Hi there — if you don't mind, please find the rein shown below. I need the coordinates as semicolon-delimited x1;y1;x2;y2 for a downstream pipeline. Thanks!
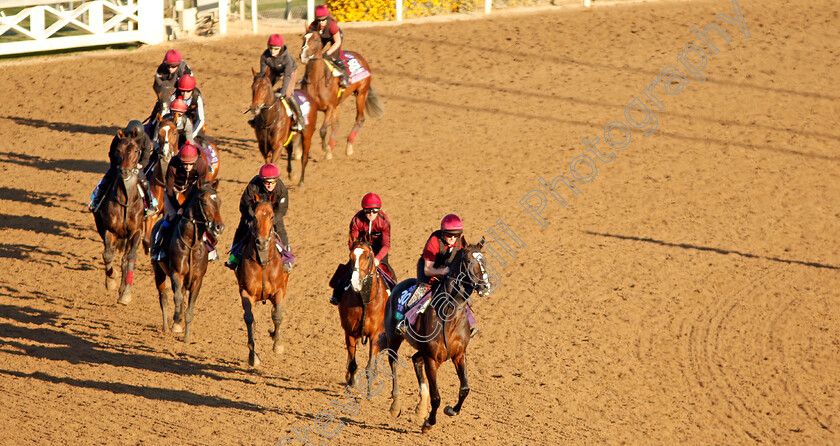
248;223;277;303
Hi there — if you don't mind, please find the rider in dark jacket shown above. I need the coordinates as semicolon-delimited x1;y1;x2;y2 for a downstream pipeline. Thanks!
253;33;306;131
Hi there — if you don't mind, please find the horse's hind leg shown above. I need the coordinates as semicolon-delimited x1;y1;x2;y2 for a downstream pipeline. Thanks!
118;234;141;306
444;353;469;417
344;333;358;386
320;112;332;160
242;294;260;367
388;337;404;418
269;299;284;355
170;273;186;333
412;351;430;422
103;232;118;292
421;357;441;433
345;91;367;156
154;263;172;332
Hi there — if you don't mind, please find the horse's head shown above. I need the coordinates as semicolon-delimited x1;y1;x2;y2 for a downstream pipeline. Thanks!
349;233;375;293
250;199;275;265
449;237;493;298
300;32;322;64
114;129;141;181
158;85;175;116
193;181;224;239
156;116;178;163
249;68;275;115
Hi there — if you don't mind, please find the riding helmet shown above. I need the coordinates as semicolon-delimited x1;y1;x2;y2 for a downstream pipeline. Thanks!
170;97;188;113
125;120;144;135
440;214;463;234
314;5;329;19
164;49;182;66
259;163;281;181
267;34;284;48
179;143;199;163
361;193;381;209
177;74;196;91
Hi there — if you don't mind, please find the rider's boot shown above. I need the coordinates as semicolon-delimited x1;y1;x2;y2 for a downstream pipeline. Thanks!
333;58;351;88
139;177;158;217
288;98;306;132
88;179;104;212
282;243;294;273
225;253;239;271
151;220;172;261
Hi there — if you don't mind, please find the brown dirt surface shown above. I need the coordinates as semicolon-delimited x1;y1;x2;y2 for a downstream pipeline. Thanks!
1;0;839;444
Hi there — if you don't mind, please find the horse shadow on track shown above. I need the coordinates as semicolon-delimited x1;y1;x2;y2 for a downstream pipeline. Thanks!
0;115;116;136
0;213;86;240
0;151;108;175
585;231;840;270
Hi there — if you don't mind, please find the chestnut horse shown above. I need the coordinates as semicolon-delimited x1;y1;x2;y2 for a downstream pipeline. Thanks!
93;133;145;305
383;238;492;432
151;182;224;343
339;234;391;386
143;114;221;253
235;199;291;367
300;31;383;160
247;69;317;186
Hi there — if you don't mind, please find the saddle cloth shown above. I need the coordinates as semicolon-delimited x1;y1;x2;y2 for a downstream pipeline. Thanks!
345;53;371;84
290;91;312;125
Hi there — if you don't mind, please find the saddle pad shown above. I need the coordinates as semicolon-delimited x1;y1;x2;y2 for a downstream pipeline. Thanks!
378;266;396;289
345;53;371;84
291;91;311;125
275;237;295;264
199;142;219;164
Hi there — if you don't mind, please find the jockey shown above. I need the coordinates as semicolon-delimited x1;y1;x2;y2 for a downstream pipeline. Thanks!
329;193;396;305
153;49;192;97
396;214;478;337
224;163;293;273
257;33;306;131
308;5;350;88
162;97;196;149
151;143;212;261
88;120;157;216
168;75;205;143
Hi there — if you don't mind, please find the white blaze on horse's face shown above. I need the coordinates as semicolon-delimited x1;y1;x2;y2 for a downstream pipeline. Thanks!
351;247;365;292
470;252;491;297
300;33;313;63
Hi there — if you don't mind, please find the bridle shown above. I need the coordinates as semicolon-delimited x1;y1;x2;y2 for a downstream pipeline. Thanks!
350;241;379;305
300;33;330;87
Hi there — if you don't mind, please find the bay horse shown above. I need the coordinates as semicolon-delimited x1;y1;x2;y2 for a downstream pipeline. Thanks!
235;199;291;367
247;69;318;186
339;233;391;387
93;133;145;305
143;114;221;253
383;238;491;432
151;182;224;343
300;31;384;160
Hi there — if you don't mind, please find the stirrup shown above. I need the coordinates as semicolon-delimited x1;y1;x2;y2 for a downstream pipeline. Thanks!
224;261;237;271
396;319;408;336
283;262;293;273
470;326;480;339
145;206;158;217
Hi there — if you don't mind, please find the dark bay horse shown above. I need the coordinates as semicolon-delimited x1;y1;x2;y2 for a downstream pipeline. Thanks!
143;114;221;253
235;199;291;367
151;182;224;343
248;69;317;186
383;238;491;432
93;133;145;305
300;31;383;160
339;234;391;386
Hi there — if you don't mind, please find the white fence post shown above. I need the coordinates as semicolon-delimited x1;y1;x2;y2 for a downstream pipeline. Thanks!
139;0;165;45
396;0;403;21
584;0;591;6
307;0;314;24
251;0;257;33
218;0;227;34
484;0;491;14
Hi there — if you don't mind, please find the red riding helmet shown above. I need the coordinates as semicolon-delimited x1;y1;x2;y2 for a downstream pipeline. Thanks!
267;34;284;48
314;5;329;19
440;214;463;234
177;74;195;91
259;163;281;181
164;49;182;66
179;143;199;163
361;193;381;209
170;97;187;113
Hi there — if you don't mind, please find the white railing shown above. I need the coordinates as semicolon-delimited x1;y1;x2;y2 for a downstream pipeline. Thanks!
0;0;164;56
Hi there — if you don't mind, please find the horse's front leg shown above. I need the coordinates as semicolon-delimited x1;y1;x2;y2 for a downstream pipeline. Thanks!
118;232;142;305
320;110;332;160
444;353;469;417
413;351;430;422
241;293;260;367
103;231;118;292
388;336;404;418
344;332;358;386
170;272;186;333
182;274;203;344
154;262;172;332
269;298;284;355
421;357;441;433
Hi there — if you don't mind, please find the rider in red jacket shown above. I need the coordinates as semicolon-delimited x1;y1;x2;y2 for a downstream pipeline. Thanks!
307;5;350;88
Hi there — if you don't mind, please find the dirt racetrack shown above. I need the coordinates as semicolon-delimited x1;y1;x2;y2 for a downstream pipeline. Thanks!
1;0;839;444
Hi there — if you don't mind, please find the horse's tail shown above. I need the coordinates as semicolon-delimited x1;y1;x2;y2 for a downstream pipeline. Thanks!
365;87;384;119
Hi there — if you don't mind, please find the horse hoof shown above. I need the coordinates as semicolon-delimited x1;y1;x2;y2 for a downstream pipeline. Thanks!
273;344;284;355
389;400;401;418
421;420;433;433
324;151;333;160
105;276;117;292
444;406;458;417
172;323;184;333
249;353;261;368
117;292;132;306
345;144;353;156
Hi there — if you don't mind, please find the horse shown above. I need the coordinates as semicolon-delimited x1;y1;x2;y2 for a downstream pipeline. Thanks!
300;31;384;160
151;182;224;343
382;238;491;432
143;113;221;253
339;233;392;387
247;69;318;187
93;133;145;305
235;199;291;367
